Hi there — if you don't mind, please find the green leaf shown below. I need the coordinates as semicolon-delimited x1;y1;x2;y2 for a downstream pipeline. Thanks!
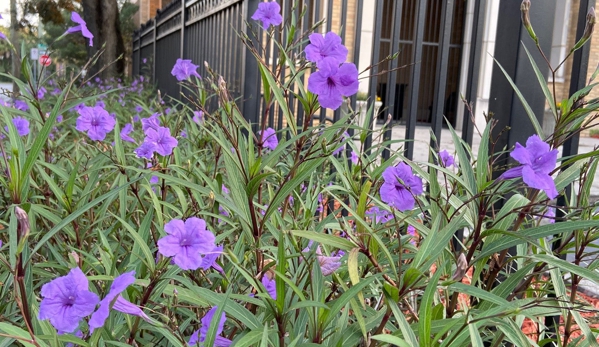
290;229;355;251
419;268;443;347
521;43;556;119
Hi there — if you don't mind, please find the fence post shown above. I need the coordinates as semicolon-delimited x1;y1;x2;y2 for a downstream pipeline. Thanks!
242;0;262;130
180;0;186;99
152;18;157;83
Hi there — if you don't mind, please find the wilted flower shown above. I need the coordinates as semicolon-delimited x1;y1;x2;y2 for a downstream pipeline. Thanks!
171;59;201;81
308;58;359;110
89;271;150;332
144;127;178;156
258;127;278;151
380;163;424;211
66;12;94;46
303;242;342;275
157;218;216;270
499;135;558;199
76;106;115;141
188;306;232;347
366;206;392;224
305;32;348;65
38;267;99;333
251;1;283;30
200;245;224;273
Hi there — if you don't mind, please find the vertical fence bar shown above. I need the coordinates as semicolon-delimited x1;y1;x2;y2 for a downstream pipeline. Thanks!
152;18;157;82
549;0;595;334
461;0;486;146
430;0;454;148
404;0;427;160
179;0;186;98
364;0;384;153
242;0;262;130
381;0;403;160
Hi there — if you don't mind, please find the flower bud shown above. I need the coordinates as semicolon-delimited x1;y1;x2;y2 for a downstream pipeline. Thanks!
15;206;30;239
572;7;596;52
521;0;538;44
452;253;468;281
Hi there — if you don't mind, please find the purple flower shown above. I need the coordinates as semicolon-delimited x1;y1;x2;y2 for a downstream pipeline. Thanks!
135;105;143;113
308;58;359;110
66;12;94;46
75;106;115;141
89;271;149;332
5;117;30;136
332;132;350;155
120;123;135;143
134;142;157;159
189;306;232;347
366;206;392;224
38;267;99;333
193;110;203;124
171;58;201;81
262;276;277;299
380;163;423;211
350;151;359;165
407;225;417;245
305;32;348;65
157;218;216;270
14;100;28;111
56;115;63;123
200;245;224;273
258;127;278;150
540;207;556;225
141;113;161;132
0;32;5;40
439;150;455;167
96;101;106;108
181;130;187;138
221;184;229;195
37;86;47;100
143;58;147;64
302;243;342;275
144;127;178;156
499;135;559;199
251;1;283;30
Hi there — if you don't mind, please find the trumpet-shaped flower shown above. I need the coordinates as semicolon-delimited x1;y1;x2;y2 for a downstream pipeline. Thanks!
67;12;94;46
380;163;423;211
499;135;558;199
171;59;201;81
5;117;30;136
308;58;359;110
439;150;455;167
144;126;178;156
134;141;156;159
120;123;135;143
76;106;115;141
258;127;278;151
188;306;232;347
305;32;348;64
251;1;283;30
157;218;216;270
38;267;99;333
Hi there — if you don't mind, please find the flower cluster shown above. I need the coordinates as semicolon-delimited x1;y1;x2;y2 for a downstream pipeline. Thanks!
306;32;359;110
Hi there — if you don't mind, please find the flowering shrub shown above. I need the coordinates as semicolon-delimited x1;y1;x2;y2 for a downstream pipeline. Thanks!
1;3;599;347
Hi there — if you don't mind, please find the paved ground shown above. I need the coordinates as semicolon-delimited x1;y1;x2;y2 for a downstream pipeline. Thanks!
0;82;12;101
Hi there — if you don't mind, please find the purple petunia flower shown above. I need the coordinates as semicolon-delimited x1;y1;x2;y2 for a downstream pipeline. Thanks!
350;151;359;165
141;113;161;132
251;1;283;30
439;150;455;167
189;306;232;347
157;218;216;270
38;267;99;333
144;127;178;156
308;58;359;110
171;59;201;81
193;110;203;124
75;106;115;141
366;206;393;224
380;163;424;211
258;127;278;151
89;271;150;332
499;135;559;199
200;245;224;273
5;117;30;136
262;276;277;300
66;12;94;46
305;32;348;65
120;123;135;143
134;141;156;159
